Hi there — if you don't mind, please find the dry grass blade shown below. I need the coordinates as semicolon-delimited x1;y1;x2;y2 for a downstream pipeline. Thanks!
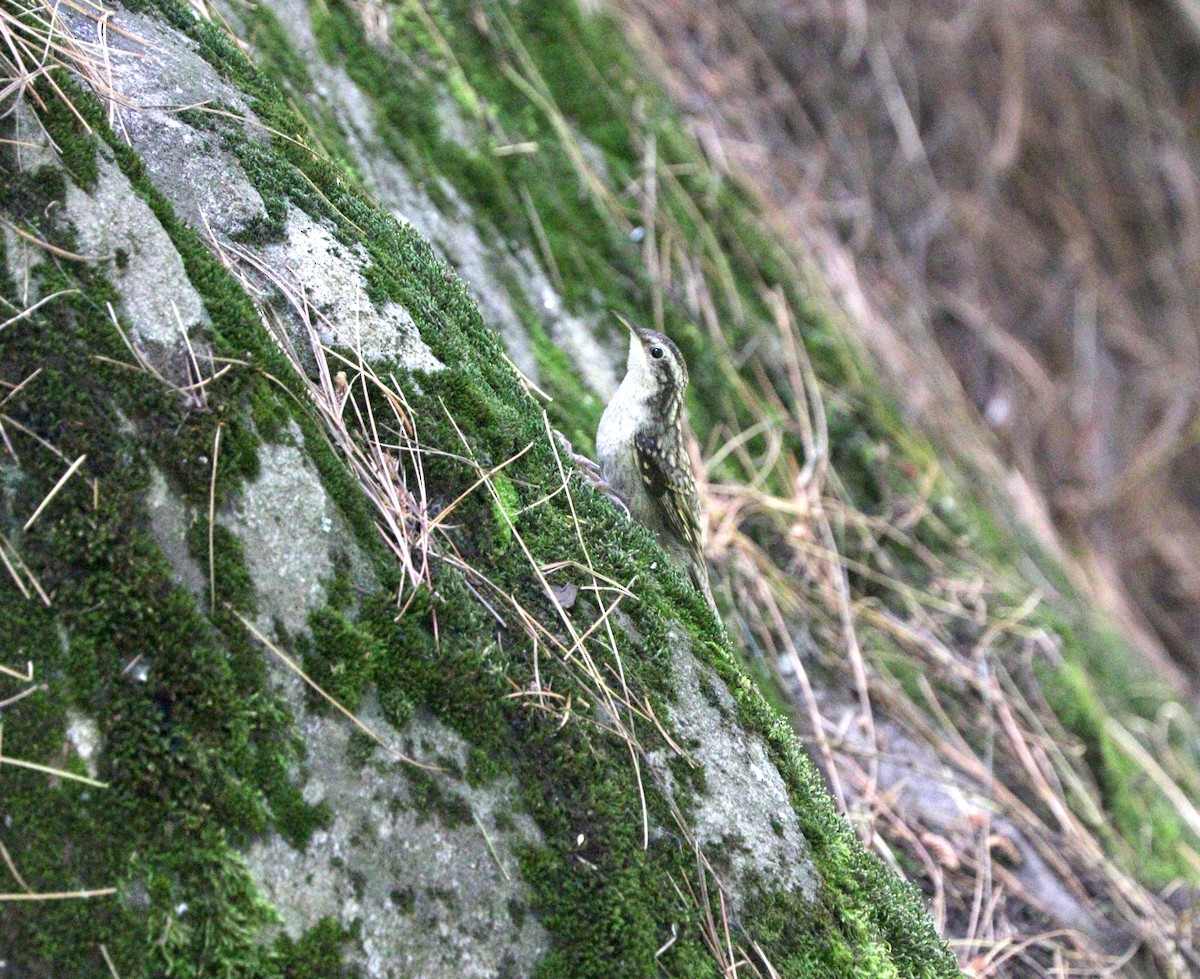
0;682;43;710
98;944;121;979
1;0;148;133
0;887;116;901
0;753;107;789
208;424;221;614
0;658;33;683
22;453;85;530
0;217;98;263
0;539;31;601
0;291;78;331
0;838;31;893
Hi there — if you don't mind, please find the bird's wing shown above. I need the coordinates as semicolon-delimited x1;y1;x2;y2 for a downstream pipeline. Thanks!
634;431;703;558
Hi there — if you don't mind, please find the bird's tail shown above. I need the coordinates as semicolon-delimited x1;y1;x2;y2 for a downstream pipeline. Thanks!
690;561;719;618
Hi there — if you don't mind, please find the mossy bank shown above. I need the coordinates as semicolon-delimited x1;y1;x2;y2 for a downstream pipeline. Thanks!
0;0;965;977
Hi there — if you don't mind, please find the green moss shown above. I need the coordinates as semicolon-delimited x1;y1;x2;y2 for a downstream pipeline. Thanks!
36;85;99;187
1039;657;1187;883
257;723;333;851
491;471;520;552
404;767;474;829
1;80;310;977
274;916;358;979
0;304;281;973
303;606;380;713
344;727;377;768
390;887;416;914
186;520;257;610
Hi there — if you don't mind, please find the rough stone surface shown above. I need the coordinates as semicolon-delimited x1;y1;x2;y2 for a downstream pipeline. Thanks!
256;206;442;371
246;694;548;979
2;225;34;305
145;466;207;599
64;150;208;368
225;0;548;382
8;100;57;173
64;7;268;237
59;6;436;374
650;642;819;905
4;102;206;385
222;426;347;636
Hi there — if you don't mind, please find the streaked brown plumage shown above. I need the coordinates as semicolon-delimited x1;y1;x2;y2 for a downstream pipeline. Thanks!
595;318;714;610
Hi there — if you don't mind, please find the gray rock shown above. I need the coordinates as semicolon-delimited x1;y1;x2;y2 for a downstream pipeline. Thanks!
223;427;364;637
63;152;209;386
254;206;442;371
5;112;207;386
246;696;548;979
63;7;267;236
145;466;208;598
650;641;819;907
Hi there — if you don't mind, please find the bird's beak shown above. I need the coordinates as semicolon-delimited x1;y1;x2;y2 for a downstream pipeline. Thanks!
611;311;639;344
612;312;647;375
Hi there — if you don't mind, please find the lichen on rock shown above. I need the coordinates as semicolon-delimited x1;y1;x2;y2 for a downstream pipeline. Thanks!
650;643;819;907
247;696;549;979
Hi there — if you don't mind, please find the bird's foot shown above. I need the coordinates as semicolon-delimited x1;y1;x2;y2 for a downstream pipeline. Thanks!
552;429;631;516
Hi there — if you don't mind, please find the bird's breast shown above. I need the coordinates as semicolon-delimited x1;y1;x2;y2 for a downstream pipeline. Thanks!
596;389;646;502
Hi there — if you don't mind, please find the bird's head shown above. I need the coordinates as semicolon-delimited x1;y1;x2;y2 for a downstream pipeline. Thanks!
615;314;689;405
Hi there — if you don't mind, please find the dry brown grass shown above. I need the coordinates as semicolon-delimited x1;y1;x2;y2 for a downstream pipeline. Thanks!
621;0;1200;683
1;0;139;136
612;1;1200;973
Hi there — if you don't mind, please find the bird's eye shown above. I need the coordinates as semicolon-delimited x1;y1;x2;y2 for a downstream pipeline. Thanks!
650;346;664;360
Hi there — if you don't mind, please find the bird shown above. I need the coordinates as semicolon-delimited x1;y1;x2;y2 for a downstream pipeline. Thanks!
596;315;715;611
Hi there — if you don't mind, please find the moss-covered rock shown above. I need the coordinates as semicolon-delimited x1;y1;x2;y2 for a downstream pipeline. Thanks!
14;0;1190;977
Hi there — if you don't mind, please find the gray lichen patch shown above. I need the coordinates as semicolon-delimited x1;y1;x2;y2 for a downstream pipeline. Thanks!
650;643;819;906
61;5;439;375
5;99;209;394
434;92;477;151
222;425;375;636
246;694;548;979
145;466;207;598
3;109;51;297
253;206;442;372
64;711;102;780
63;6;267;236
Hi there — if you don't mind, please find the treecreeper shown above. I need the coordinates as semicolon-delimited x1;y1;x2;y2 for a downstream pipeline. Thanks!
596;317;716;611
